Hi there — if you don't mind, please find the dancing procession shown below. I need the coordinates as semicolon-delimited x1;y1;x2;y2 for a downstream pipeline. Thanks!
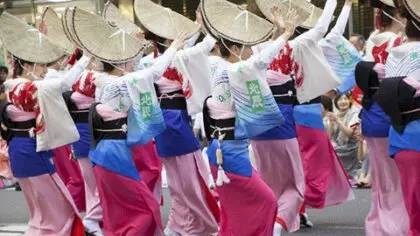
0;0;419;235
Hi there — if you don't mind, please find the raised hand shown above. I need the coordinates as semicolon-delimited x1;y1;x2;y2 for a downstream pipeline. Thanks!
170;31;189;50
282;9;299;37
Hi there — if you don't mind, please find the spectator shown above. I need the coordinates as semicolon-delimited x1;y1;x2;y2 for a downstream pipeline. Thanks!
349;34;366;57
328;93;361;180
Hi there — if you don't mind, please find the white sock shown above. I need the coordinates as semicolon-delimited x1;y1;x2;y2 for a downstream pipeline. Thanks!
83;219;103;236
273;222;283;236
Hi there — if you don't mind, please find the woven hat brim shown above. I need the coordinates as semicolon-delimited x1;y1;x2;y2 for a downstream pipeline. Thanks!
62;7;83;48
403;0;420;22
134;0;200;40
41;7;76;55
300;5;324;29
380;0;396;7
256;0;311;27
0;12;65;64
71;7;144;63
103;1;143;35
201;0;274;46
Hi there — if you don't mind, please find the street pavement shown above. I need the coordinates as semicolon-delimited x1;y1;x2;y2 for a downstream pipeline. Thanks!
0;187;370;236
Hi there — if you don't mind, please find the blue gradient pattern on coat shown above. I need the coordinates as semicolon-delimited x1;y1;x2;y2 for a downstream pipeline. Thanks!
252;104;297;140
231;86;284;139
73;123;91;158
9;137;55;178
89;140;140;180
207;139;252;177
389;121;420;157
293;103;325;130
154;109;200;158
360;103;391;137
127;104;165;146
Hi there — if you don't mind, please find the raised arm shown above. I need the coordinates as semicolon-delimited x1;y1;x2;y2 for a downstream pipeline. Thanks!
326;0;353;39
60;54;91;90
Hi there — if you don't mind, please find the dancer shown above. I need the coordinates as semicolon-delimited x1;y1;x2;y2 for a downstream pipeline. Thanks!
375;0;420;234
0;12;84;236
355;0;410;235
201;0;298;234
134;0;220;235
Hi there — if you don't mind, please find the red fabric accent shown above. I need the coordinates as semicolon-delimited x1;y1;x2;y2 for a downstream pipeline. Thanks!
351;85;364;105
162;67;193;99
275;217;288;231
299;204;306;214
9;82;44;134
269;43;304;88
193;157;220;223
71;216;85;236
72;72;96;98
68;48;80;66
372;36;404;64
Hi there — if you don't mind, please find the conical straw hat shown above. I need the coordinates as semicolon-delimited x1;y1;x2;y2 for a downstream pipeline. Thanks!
134;0;200;40
380;0;396;7
403;0;420;22
255;0;311;26
300;4;324;29
41;7;76;55
201;0;274;45
71;7;144;63
0;12;65;64
103;1;142;35
62;7;83;48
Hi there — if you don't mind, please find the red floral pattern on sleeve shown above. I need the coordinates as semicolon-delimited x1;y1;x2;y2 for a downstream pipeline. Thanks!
269;43;304;88
9;82;44;134
372;36;404;64
72;71;96;98
163;67;192;99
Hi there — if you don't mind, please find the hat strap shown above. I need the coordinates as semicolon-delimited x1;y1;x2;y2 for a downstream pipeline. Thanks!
220;38;245;61
109;29;127;52
412;20;420;32
381;10;406;28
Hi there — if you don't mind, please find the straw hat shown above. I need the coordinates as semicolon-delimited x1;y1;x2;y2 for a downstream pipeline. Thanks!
103;1;142;36
201;0;274;45
71;7;144;63
255;0;311;27
0;12;65;64
380;0;396;7
403;0;420;22
62;7;83;48
41;7;76;55
134;0;200;40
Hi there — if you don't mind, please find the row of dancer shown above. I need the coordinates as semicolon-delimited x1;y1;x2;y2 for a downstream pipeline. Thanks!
1;0;419;235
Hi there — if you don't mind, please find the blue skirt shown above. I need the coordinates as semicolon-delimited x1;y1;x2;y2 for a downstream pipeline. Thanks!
9;137;55;178
252;104;296;140
72;123;91;158
389;120;420;157
293;103;325;130
360;103;391;137
154;109;200;158
207;139;252;177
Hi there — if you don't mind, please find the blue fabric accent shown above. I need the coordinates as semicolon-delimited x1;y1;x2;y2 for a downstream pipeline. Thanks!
252;104;297;140
389;120;420;157
360;103;391;137
8;137;55;178
337;75;356;94
127;104;165;146
154;109;200;157
89;140;140;180
73;123;91;158
293;103;325;130
207;139;252;177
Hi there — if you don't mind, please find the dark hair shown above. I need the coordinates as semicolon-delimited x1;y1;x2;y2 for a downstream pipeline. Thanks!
400;5;420;38
218;39;242;58
0;66;8;75
144;31;167;54
102;61;115;73
13;58;33;77
380;5;398;29
333;93;352;110
321;95;333;112
76;49;83;61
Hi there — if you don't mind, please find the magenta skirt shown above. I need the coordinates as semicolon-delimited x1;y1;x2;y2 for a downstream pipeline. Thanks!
251;138;304;232
52;145;86;212
93;165;163;236
296;125;354;209
211;167;277;236
132;141;162;202
395;150;420;236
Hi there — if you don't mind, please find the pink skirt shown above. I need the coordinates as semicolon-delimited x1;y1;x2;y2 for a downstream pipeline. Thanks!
77;159;102;222
93;165;163;236
365;137;409;236
211;167;277;236
19;173;84;236
162;150;219;235
52;145;86;212
251;138;304;232
395;150;420;236
132;141;162;202
296;125;354;209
